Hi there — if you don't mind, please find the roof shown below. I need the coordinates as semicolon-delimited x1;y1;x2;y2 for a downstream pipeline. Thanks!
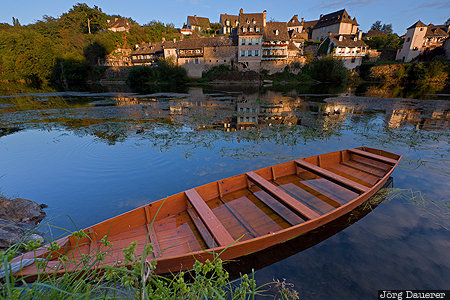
187;15;210;28
425;24;448;37
131;43;163;55
238;10;265;35
264;22;290;41
162;36;235;50
220;14;239;26
288;15;301;27
289;30;308;40
302;20;318;30
108;18;131;29
313;9;358;29
407;20;426;30
329;34;368;48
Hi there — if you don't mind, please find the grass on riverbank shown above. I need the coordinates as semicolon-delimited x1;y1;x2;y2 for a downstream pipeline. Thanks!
0;222;299;300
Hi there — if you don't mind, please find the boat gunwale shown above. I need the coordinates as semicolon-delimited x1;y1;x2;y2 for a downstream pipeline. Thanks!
13;147;402;276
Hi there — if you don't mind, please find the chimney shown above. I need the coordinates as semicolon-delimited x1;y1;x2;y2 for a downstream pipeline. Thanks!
301;17;304;22
194;15;197;17
263;10;267;27
320;14;323;19
239;8;243;14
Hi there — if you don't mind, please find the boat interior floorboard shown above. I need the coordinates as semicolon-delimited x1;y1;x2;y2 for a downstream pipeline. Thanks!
208;188;291;240
327;164;378;186
351;155;391;171
341;160;385;177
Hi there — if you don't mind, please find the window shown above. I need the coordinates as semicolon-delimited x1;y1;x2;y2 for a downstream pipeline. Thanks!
240;50;245;57
249;27;253;32
242;27;247;33
248;50;253;56
255;50;259;56
253;19;256;24
406;37;410;42
247;19;250;24
241;38;245;45
226;20;230;26
256;27;260;32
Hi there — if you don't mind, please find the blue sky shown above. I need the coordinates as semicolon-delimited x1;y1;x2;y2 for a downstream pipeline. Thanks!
1;0;449;34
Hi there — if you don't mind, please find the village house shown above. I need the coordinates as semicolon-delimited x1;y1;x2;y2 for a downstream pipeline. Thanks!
287;15;303;33
99;48;132;67
186;15;211;33
161;36;237;78
396;20;449;62
237;9;266;71
318;33;368;69
130;43;164;66
287;15;318;40
311;9;359;41
219;14;239;35
107;18;131;32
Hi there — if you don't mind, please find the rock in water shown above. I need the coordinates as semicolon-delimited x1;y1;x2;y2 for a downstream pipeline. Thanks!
0;219;44;249
0;198;46;225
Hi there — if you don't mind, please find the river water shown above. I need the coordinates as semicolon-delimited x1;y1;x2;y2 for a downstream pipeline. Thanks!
0;84;449;299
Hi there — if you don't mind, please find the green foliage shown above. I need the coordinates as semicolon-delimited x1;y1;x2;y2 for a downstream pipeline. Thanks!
209;22;223;34
371;21;393;34
126;60;188;92
0;224;299;299
363;34;402;50
317;38;330;56
60;3;107;34
303;57;350;83
0;28;56;83
126;21;179;46
202;64;232;80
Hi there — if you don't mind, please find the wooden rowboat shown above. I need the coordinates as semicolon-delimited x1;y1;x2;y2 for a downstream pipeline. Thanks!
13;147;401;280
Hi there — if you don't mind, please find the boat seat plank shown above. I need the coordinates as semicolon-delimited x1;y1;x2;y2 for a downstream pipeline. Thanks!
186;207;217;249
185;189;235;246
295;160;369;194
279;183;335;214
252;190;304;226
341;160;385;177
144;206;161;257
349;148;397;165
246;171;320;220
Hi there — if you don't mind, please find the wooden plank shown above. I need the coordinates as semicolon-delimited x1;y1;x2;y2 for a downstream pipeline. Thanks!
298;180;348;205
341;160;385;177
220;197;258;238
144;206;161;257
351;155;390;171
185;189;235;246
246;171;320;220
349;148;397;165
253;190;305;226
295;160;369;194
280;183;335;214
186;207;217;249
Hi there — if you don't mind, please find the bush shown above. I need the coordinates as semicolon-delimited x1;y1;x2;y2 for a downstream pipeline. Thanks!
303;57;350;83
126;60;188;92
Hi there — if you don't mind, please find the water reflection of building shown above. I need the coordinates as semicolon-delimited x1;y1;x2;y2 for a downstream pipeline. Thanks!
386;106;449;130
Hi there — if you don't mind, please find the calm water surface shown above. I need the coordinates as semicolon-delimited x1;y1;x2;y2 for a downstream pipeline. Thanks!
0;85;449;299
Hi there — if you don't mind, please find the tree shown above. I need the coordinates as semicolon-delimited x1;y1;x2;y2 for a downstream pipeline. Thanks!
371;21;382;30
209;23;222;34
12;17;20;27
60;3;107;34
371;21;392;34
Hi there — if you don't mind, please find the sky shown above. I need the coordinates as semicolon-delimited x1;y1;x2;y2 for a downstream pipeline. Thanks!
1;0;449;34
